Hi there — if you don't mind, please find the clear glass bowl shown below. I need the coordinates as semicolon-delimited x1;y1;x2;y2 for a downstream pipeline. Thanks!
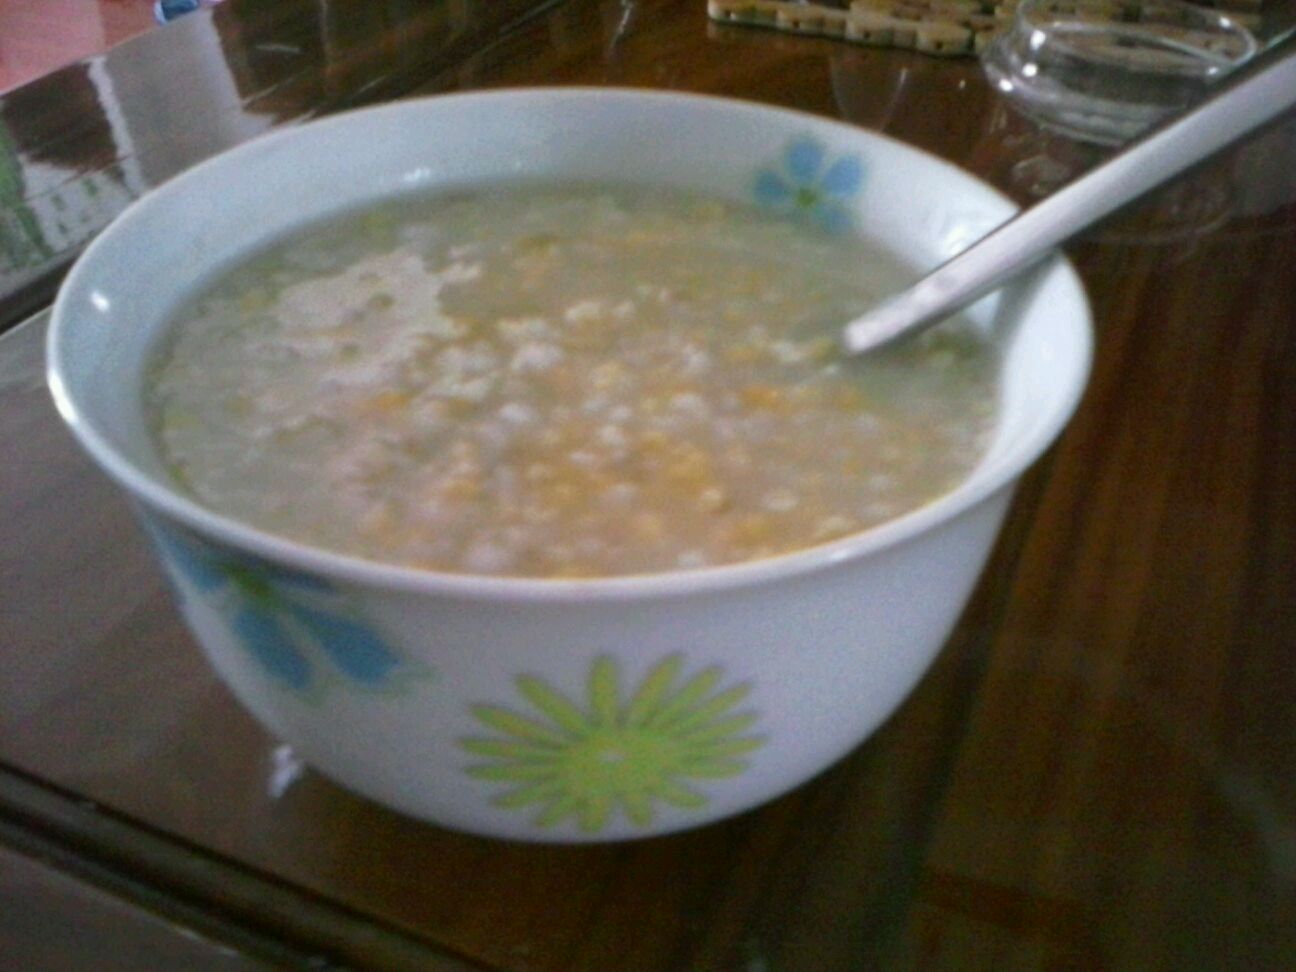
982;0;1258;145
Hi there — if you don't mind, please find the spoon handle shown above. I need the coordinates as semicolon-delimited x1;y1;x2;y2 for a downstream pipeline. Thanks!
842;39;1296;355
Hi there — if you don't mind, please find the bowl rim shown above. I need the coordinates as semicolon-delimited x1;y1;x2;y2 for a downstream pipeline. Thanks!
47;86;1093;603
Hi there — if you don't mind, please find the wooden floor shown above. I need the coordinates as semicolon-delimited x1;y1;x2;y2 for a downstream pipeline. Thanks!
0;0;159;94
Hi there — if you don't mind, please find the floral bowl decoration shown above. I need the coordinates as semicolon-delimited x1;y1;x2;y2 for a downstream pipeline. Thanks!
47;90;1091;841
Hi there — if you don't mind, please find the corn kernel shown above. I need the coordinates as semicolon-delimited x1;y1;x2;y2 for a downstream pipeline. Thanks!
740;385;786;410
632;512;665;542
356;390;412;416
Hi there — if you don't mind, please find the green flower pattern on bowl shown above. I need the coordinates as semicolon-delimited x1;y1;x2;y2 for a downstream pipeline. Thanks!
754;136;865;232
462;655;765;834
147;521;431;697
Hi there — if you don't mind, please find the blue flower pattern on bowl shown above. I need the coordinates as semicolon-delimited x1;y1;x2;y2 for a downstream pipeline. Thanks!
753;137;865;233
147;522;431;696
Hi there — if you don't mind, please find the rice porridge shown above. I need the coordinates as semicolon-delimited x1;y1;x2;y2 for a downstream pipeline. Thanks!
147;185;998;577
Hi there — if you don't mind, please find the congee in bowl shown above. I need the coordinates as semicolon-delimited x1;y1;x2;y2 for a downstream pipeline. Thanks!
48;90;1091;841
147;183;998;578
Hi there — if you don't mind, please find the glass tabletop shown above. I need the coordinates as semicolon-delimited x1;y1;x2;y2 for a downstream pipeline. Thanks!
2;1;1294;969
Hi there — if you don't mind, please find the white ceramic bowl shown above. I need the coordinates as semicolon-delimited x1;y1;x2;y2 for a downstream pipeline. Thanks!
47;89;1091;842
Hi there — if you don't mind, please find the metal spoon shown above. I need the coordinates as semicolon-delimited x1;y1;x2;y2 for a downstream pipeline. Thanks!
842;38;1296;356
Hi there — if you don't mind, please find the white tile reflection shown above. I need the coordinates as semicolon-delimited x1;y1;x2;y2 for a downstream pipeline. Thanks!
267;743;306;800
